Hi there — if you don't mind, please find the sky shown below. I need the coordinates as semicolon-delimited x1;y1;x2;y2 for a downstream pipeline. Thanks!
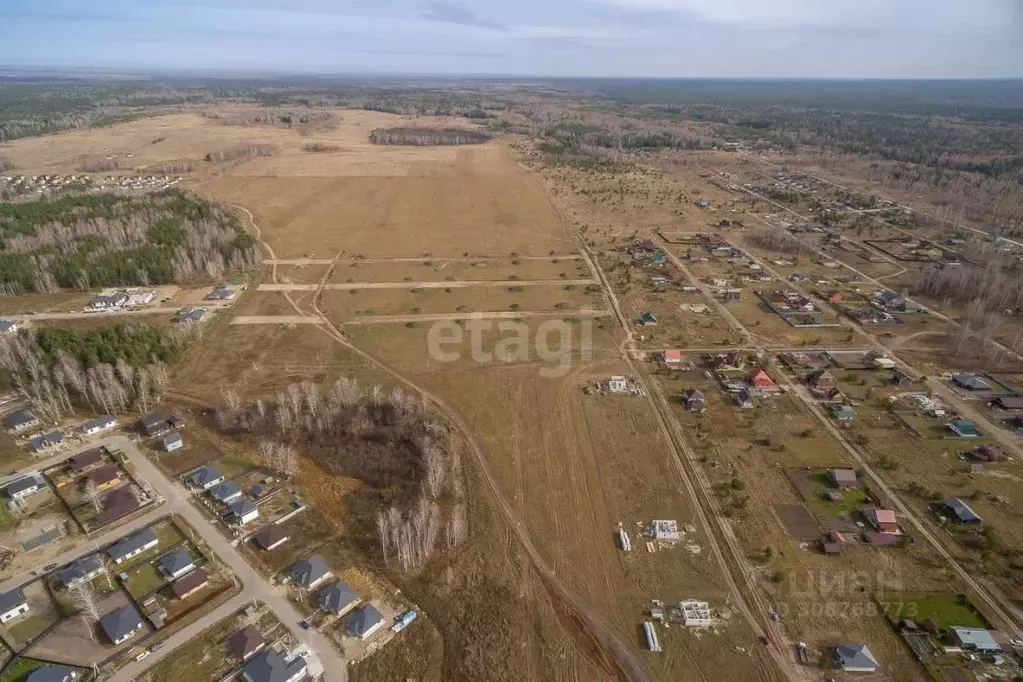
0;0;1020;78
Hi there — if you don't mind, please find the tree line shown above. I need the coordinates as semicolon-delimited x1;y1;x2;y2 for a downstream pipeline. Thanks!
0;324;189;422
215;377;466;572
369;127;491;146
0;189;261;294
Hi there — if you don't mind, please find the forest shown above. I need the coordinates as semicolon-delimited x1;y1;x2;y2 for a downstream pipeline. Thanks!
215;378;466;572
369;127;491;146
0;324;187;421
0;189;260;293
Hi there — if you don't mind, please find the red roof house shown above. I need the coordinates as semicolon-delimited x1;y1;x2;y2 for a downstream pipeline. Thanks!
746;369;777;390
865;508;899;533
661;350;683;366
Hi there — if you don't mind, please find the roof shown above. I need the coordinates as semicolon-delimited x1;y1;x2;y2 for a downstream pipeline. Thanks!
995;396;1023;409
867;509;897;526
100;486;138;518
254;525;289;550
100;604;143;642
830;469;858;485
683;388;706;402
347;603;384;637
68;448;104;471
953;627;1001;651
950;419;978;435
228;624;266;659
835;643;879;670
29;430;63;451
4;476;41;497
158;550;194;575
211;481;241;502
942;497;983;523
177;307;208;323
140;412;172;433
107;527;159;561
230;499;259;518
87;465;120;487
0;320;17;332
59;554;103;585
242;650;307;682
319;580;360;614
82;416;115;430
953;373;991;390
291;556;331;587
5;410;37;428
662;349;683;361
163;432;182;446
191;466;224;487
170;567;208;598
26;666;77;682
0;587;26;613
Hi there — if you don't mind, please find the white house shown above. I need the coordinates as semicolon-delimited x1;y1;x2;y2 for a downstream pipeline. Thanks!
230;500;260;525
124;290;155;307
3;476;43;501
89;292;128;310
0;320;20;334
107;528;159;564
0;588;29;623
81;416;116;436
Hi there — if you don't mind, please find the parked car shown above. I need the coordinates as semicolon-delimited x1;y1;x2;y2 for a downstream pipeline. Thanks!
44;563;58;571
299;620;311;630
150;642;164;652
135;651;151;662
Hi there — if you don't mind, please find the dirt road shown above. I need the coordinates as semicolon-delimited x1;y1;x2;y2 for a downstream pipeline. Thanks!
342;309;610;325
258;278;594;291
265;255;584;265
229;315;322;325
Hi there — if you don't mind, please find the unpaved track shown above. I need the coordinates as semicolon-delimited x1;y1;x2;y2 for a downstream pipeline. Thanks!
259;279;594;291
235;203;654;682
343;310;610;325
266;255;584;265
229;315;322;325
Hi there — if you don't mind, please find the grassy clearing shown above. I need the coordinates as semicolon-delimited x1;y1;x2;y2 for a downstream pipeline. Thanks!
0;657;81;682
806;470;870;519
1;614;56;651
124;562;166;599
879;594;987;629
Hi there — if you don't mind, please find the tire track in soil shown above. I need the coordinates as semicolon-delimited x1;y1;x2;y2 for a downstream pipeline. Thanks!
232;201;655;682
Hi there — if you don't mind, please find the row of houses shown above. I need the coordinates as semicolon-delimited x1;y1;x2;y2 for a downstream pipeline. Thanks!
191;466;260;524
283;556;386;640
88;289;156;311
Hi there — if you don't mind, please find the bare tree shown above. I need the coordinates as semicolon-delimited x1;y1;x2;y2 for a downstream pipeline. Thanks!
71;584;102;641
83;479;103;514
423;443;445;499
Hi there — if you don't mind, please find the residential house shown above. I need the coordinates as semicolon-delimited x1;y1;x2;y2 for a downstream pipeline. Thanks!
228;625;267;661
828;469;859;489
254;525;289;551
96;486;139;525
833;643;879;673
807;370;836;393
211;481;242;504
0;320;20;334
951;374;991;392
290;556;333;590
993;395;1023;410
682;389;707;413
875;290;905;310
745;369;778;392
318;580;361;617
86;466;122;492
949;419;978;438
241;650;307;682
26;666;77;682
107;527;159;564
89;292;128;310
347;603;385;640
660;349;683;367
789;273;811;282
231;499;259;524
950;627;1003;652
638;312;658;326
162;433;183;452
864;508;898;533
821;290;844;303
67;448;104;474
191;466;225;490
0;588;29;623
891;370;912;387
832;405;856;423
206;286;237;301
158;550;195;579
176;307;208;324
606;376;629;393
170;568;209;600
5;409;40;432
99;604;143;644
734;390;754;409
967;445;1004;462
941;498;983;524
712;351;744;371
29;430;63;453
139;412;181;437
873;357;897;369
59;555;104;589
3;476;43;500
80;416;116;435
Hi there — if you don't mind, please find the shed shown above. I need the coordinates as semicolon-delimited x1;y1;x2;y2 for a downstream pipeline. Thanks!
828;469;859;489
162;432;183;452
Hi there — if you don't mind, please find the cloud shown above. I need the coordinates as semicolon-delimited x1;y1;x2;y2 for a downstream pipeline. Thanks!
421;1;508;31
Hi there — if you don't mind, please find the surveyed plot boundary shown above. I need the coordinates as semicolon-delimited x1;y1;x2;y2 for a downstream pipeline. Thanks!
258;279;594;291
341;309;612;325
265;255;585;265
229;315;323;325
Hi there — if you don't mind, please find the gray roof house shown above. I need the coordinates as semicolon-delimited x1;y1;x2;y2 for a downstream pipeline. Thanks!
347;603;384;640
81;415;116;434
5;409;40;431
228;624;266;660
206;286;237;301
59;554;104;588
107;527;159;564
190;466;225;490
952;373;992;391
100;604;143;644
828;468;859;489
318;580;361;617
0;587;28;622
90;292;128;309
230;499;259;523
26;665;78;682
176;307;208;324
0;320;19;334
211;481;242;504
140;412;175;437
29;430;63;453
158;550;195;579
941;497;983;524
834;643;879;672
242;649;307;682
3;476;43;500
162;432;183;451
290;556;332;589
